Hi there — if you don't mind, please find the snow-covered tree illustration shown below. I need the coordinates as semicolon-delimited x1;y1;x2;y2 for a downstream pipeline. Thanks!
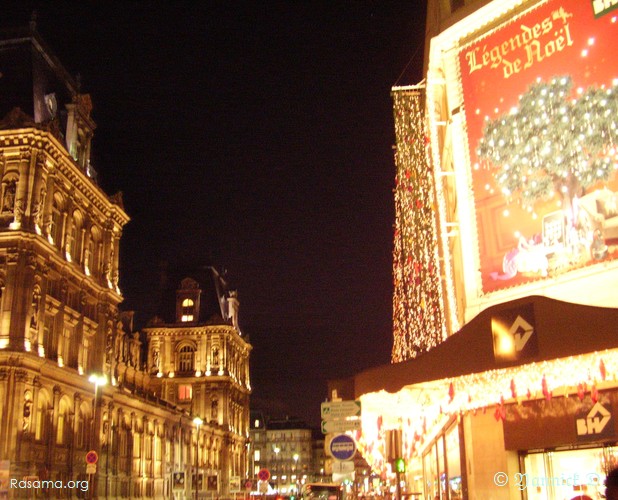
477;76;618;219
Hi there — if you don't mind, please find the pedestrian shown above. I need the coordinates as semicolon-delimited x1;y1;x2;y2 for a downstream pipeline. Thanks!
606;468;618;500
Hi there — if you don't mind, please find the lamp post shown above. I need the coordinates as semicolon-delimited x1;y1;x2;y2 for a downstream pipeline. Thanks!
193;417;203;500
293;453;299;495
88;373;107;499
273;447;280;493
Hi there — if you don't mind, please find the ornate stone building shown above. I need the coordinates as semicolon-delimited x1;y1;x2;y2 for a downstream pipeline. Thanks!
0;24;251;499
144;274;252;498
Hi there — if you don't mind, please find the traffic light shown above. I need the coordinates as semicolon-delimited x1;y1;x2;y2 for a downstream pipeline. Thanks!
394;457;405;473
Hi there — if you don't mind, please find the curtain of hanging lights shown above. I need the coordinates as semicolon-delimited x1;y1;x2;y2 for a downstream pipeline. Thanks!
391;88;447;363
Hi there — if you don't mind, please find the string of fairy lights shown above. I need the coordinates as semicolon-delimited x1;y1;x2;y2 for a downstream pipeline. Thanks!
357;349;618;475
391;88;447;362
477;76;618;216
367;79;618;478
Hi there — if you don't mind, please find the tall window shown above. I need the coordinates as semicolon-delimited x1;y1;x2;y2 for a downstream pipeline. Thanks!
178;345;195;373
181;298;194;322
79;336;90;375
51;205;62;247
58;326;73;367
35;393;50;441
84;235;94;275
134;433;141;458
178;384;193;401
56;399;70;445
120;426;129;457
43;315;55;359
76;405;89;449
65;221;77;261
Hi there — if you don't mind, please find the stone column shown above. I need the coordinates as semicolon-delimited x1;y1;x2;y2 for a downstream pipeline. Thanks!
42;170;56;241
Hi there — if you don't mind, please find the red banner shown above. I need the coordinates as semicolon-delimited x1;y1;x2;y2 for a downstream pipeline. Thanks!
458;0;618;293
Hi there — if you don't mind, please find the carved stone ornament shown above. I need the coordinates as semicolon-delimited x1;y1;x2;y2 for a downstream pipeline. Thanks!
26;251;37;270
13;198;24;225
32;186;47;228
6;248;19;264
2;179;16;214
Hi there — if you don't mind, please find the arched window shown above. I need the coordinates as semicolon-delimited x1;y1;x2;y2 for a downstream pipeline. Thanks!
178;345;195;373
181;298;194;322
66;211;83;263
51;193;65;248
83;233;94;276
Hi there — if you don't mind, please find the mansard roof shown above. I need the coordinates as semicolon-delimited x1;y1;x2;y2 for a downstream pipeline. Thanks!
146;265;236;327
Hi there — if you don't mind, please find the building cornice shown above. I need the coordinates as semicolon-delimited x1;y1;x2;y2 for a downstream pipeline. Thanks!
0;231;124;304
145;324;251;349
0;128;130;228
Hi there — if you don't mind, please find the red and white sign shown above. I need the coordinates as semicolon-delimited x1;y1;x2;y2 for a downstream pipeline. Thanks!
457;0;618;297
85;450;98;465
257;468;270;482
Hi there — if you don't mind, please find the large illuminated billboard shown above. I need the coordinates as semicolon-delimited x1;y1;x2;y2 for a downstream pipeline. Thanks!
458;0;618;295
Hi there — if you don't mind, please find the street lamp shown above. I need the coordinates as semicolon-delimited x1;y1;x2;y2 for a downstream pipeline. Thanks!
193;417;203;500
88;373;107;499
273;446;280;493
293;454;299;495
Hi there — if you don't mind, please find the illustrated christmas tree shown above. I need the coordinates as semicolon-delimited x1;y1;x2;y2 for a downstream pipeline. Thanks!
477;76;618;218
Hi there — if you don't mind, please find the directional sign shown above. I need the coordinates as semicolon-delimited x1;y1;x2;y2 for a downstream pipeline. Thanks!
321;401;361;420
321;418;362;434
332;461;355;474
329;434;357;461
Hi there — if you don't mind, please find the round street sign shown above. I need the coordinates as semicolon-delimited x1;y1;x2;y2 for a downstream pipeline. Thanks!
329;434;356;461
85;450;98;465
257;468;270;482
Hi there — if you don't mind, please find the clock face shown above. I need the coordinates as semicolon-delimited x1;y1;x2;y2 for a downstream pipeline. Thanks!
44;93;57;118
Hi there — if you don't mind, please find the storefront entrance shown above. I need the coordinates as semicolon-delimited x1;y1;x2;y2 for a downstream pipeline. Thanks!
521;446;616;500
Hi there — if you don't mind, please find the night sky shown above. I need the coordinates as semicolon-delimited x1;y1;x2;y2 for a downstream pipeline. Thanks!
4;2;426;427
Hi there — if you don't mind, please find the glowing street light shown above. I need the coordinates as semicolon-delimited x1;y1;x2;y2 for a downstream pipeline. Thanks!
293;454;300;494
88;373;107;499
193;417;203;500
88;373;108;392
273;446;281;492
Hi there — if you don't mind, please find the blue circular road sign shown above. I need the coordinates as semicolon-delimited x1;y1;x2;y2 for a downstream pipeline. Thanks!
329;434;356;461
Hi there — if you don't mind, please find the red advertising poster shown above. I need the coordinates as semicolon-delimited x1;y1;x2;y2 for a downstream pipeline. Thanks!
459;0;618;293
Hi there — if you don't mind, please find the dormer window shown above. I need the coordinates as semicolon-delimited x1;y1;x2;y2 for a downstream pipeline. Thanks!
175;278;201;323
181;298;194;322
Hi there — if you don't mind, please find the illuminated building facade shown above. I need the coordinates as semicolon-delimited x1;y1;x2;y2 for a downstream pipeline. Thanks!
0;25;251;498
249;413;317;494
144;274;252;498
357;1;618;499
